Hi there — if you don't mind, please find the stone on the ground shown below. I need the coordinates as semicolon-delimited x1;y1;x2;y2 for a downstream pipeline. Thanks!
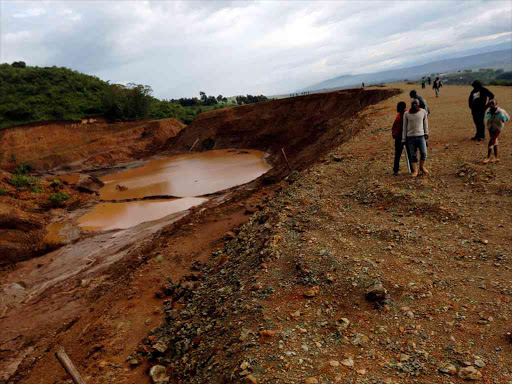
458;366;482;380
149;365;169;384
365;282;388;302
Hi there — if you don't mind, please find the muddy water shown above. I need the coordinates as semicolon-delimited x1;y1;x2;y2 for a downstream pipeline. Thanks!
78;198;207;231
99;149;271;200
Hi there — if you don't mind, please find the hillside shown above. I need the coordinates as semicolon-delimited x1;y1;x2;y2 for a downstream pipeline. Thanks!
0;64;229;129
302;49;512;92
0;64;110;128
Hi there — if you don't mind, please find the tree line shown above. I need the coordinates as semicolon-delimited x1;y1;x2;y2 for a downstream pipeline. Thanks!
0;63;268;129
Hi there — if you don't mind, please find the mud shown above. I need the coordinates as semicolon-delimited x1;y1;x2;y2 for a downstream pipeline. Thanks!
99;149;271;200
78;198;208;230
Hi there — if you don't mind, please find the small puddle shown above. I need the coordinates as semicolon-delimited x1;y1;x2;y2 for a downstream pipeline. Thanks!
99;149;271;200
78;198;207;231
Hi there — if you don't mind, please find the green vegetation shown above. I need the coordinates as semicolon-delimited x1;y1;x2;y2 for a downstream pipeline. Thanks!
7;174;40;191
235;94;268;105
13;163;33;175
0;188;6;196
442;69;512;86
0;63;260;129
29;184;43;193
0;64;109;128
49;192;70;205
50;179;62;188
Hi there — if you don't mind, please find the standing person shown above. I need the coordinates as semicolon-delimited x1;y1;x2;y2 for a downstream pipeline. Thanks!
483;99;510;163
433;77;442;97
410;90;429;114
428;76;432;86
392;101;410;175
421;77;426;89
402;99;429;177
469;80;494;141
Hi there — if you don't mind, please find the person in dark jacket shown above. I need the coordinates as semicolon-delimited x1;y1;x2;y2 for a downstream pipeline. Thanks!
469;80;494;141
432;77;442;97
392;101;409;175
410;90;429;114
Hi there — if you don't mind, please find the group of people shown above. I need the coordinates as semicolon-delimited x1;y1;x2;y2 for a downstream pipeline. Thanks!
392;80;509;176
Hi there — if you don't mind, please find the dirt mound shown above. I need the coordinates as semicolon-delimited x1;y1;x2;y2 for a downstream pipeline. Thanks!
168;89;399;176
0;172;91;266
0;118;185;171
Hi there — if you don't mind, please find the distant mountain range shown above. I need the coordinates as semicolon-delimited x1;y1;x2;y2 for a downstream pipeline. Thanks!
300;45;512;92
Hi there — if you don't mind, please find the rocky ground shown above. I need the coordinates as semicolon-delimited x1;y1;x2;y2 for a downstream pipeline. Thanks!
135;84;512;384
4;83;511;384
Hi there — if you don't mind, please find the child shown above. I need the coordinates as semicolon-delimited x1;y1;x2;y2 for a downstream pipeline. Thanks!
392;101;408;175
483;99;510;163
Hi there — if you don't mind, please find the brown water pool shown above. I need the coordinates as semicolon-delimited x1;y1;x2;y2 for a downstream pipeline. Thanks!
99;149;271;200
78;198;207;231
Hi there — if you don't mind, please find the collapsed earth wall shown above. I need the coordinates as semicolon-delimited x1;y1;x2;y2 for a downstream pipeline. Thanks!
0;118;185;171
168;88;400;177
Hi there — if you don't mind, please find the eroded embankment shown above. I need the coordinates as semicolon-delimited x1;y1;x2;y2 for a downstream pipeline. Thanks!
0;117;185;171
0;89;400;384
168;88;400;178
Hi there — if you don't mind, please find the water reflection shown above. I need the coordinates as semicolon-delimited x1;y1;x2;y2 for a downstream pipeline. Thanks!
99;149;271;200
78;198;207;231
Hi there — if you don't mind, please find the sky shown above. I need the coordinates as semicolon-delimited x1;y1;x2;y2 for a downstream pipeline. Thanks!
1;0;511;99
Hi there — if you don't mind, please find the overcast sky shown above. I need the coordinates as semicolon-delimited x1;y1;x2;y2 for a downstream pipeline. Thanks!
1;0;511;98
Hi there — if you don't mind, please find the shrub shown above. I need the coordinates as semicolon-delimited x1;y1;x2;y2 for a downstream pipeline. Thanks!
13;163;33;175
49;192;70;205
29;184;43;193
50;179;62;188
7;174;39;190
0;188;6;196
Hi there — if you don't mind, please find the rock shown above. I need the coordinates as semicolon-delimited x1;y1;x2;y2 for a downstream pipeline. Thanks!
149;365;169;384
153;341;168;353
356;369;366;375
251;282;263;291
75;175;104;194
329;360;339;367
474;359;485;368
128;358;140;366
240;361;251;370
399;354;410;362
259;330;276;338
305;378;318;384
341;358;354;367
365;282;388;302
439;363;457;376
458;366;482;380
336;318;350;331
224;231;236;240
352;333;369;346
304;286;320;298
245;375;258;383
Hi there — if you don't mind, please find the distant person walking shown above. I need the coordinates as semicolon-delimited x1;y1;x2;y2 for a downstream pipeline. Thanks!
469;80;494;141
421;77;426;89
428;76;432;86
432;77;442;97
403;99;429;177
483;99;509;164
410;90;429;114
392;101;410;175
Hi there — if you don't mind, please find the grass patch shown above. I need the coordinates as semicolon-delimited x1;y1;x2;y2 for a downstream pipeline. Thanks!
50;179;62;188
13;163;33;175
29;184;43;193
49;192;70;205
7;174;40;190
0;188;6;196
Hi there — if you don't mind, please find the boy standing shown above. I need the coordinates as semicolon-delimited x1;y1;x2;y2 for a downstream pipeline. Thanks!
403;99;429;177
483;99;509;163
392;102;409;175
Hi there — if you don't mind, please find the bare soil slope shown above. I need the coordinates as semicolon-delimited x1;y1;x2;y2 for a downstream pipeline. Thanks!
0;118;185;171
169;89;399;176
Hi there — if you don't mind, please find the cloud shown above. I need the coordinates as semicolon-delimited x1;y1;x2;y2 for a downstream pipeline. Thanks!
1;0;511;98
